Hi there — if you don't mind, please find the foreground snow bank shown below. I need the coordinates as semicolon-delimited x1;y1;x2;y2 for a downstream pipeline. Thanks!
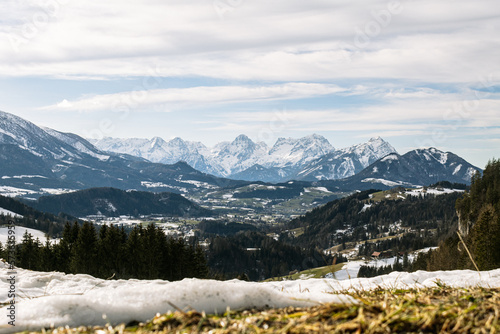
326;268;500;291
0;262;352;332
1;261;499;333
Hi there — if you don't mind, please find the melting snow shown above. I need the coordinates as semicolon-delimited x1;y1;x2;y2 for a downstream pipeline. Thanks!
0;262;352;332
1;262;500;332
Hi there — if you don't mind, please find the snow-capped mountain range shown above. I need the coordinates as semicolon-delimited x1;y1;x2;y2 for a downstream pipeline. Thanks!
0;110;482;200
91;135;396;182
0;110;245;198
330;148;480;190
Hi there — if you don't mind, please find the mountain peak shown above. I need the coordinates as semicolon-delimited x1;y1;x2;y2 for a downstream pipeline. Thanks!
150;136;167;149
369;136;383;142
233;134;253;143
169;137;186;145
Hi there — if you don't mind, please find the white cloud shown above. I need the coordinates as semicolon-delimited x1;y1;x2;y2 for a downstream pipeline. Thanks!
42;83;346;112
0;0;498;84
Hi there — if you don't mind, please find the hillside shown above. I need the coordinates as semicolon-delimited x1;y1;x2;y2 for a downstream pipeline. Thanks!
421;159;500;271
286;186;465;249
0;194;76;237
0;111;247;198
26;187;213;218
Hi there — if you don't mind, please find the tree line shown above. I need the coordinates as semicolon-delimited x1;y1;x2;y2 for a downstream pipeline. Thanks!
0;221;208;281
418;159;500;271
206;231;335;281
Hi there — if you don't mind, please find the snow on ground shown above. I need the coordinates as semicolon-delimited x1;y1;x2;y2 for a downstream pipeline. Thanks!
0;262;353;332
39;188;76;195
306;187;332;193
0;226;54;245
405;187;465;197
0;208;23;218
359;203;372;213
361;178;407;187
333;249;437;280
328;269;500;292
0;186;37;198
334;257;397;280
1;264;499;333
1;262;500;332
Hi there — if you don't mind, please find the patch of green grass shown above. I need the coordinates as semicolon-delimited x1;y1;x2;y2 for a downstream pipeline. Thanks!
368;189;408;202
33;287;500;333
265;263;345;281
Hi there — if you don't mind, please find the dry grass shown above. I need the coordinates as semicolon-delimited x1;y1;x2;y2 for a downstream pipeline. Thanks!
22;286;500;334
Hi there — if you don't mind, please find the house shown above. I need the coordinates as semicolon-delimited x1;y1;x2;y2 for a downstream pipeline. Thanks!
371;250;394;259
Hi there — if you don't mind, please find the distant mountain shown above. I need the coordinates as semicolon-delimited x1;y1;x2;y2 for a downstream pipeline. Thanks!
265;134;336;168
292;137;397;181
212;134;270;176
0;110;246;198
27;187;213;218
91;136;219;175
95;134;400;183
328;148;481;190
92;133;336;181
0;110;483;206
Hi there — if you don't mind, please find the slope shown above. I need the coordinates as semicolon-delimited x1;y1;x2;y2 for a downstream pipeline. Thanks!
27;187;214;218
0;110;247;198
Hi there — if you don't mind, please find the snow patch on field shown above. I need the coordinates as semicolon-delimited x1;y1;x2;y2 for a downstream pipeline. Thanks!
0;226;48;244
359;203;372;213
1;175;47;179
0;186;37;197
329;268;499;292
0;208;23;218
40;188;76;195
362;178;405;187
405;187;464;197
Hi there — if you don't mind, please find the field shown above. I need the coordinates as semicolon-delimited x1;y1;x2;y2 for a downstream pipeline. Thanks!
24;286;500;333
265;263;345;281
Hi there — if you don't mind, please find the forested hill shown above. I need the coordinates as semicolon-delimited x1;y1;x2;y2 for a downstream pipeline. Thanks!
0;194;76;236
286;188;463;249
25;187;214;218
422;159;500;271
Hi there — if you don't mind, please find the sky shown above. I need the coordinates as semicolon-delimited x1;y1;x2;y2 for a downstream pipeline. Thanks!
0;0;499;168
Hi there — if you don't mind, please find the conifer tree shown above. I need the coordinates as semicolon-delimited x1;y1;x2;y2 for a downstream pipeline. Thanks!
40;239;55;271
18;231;40;270
71;222;98;275
125;225;145;278
98;224;126;278
472;206;500;270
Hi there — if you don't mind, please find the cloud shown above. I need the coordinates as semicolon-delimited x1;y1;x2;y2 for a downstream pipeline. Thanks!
42;83;347;112
0;0;499;84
